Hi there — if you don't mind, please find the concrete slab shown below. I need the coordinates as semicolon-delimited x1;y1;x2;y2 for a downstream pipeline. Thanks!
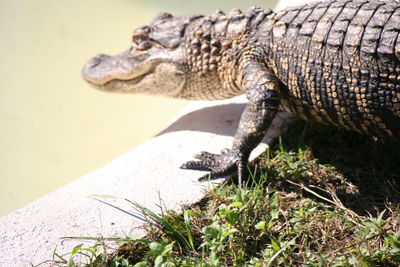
0;96;268;266
0;1;308;266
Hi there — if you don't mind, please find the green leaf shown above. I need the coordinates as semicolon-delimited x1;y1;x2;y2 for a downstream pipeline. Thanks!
67;257;76;267
203;224;224;239
271;209;279;220
70;244;83;256
271;238;281;252
185;209;203;218
377;210;386;222
299;206;304;217
223;228;239;237
255;221;266;230
134;262;150;266
183;210;195;250
154;255;165;267
81;247;95;254
149;242;165;255
230;201;243;208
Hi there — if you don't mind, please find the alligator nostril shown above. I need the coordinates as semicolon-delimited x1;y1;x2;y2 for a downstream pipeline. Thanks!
88;53;112;68
87;55;103;68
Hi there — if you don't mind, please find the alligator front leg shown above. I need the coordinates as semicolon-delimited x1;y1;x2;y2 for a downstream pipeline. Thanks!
181;61;282;184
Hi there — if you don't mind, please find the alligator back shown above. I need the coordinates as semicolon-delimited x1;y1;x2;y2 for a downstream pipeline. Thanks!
258;0;400;139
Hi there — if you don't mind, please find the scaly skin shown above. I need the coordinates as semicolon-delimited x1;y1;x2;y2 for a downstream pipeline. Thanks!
82;0;400;183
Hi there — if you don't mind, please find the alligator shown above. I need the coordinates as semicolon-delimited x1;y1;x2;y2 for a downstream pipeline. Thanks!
82;0;400;184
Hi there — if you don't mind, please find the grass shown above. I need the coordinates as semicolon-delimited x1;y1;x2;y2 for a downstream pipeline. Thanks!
48;121;400;266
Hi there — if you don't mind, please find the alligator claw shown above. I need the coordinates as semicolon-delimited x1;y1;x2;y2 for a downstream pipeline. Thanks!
181;148;247;185
197;171;232;182
194;151;219;160
180;160;213;171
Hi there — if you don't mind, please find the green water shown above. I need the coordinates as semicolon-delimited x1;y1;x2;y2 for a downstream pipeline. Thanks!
0;0;276;216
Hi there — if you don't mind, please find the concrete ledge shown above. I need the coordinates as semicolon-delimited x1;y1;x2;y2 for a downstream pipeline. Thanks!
0;96;272;266
0;1;308;265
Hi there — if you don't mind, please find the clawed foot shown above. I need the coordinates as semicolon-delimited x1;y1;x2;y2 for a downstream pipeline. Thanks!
181;149;247;184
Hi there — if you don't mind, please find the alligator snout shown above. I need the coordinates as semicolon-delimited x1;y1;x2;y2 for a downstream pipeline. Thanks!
82;53;121;85
85;54;108;69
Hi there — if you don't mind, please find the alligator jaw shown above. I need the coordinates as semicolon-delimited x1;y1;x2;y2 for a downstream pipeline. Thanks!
82;49;153;88
82;48;186;96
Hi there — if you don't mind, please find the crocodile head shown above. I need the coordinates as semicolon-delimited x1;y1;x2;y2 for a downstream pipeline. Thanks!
82;8;270;99
82;12;203;97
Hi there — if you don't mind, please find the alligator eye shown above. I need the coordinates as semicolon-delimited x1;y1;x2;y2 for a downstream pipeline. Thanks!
136;41;152;51
132;35;146;45
132;26;150;44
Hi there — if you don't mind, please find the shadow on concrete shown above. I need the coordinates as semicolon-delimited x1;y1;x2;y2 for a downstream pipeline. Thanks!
157;103;246;136
158;103;246;137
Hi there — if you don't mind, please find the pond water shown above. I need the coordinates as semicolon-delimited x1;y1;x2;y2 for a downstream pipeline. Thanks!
0;0;276;216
